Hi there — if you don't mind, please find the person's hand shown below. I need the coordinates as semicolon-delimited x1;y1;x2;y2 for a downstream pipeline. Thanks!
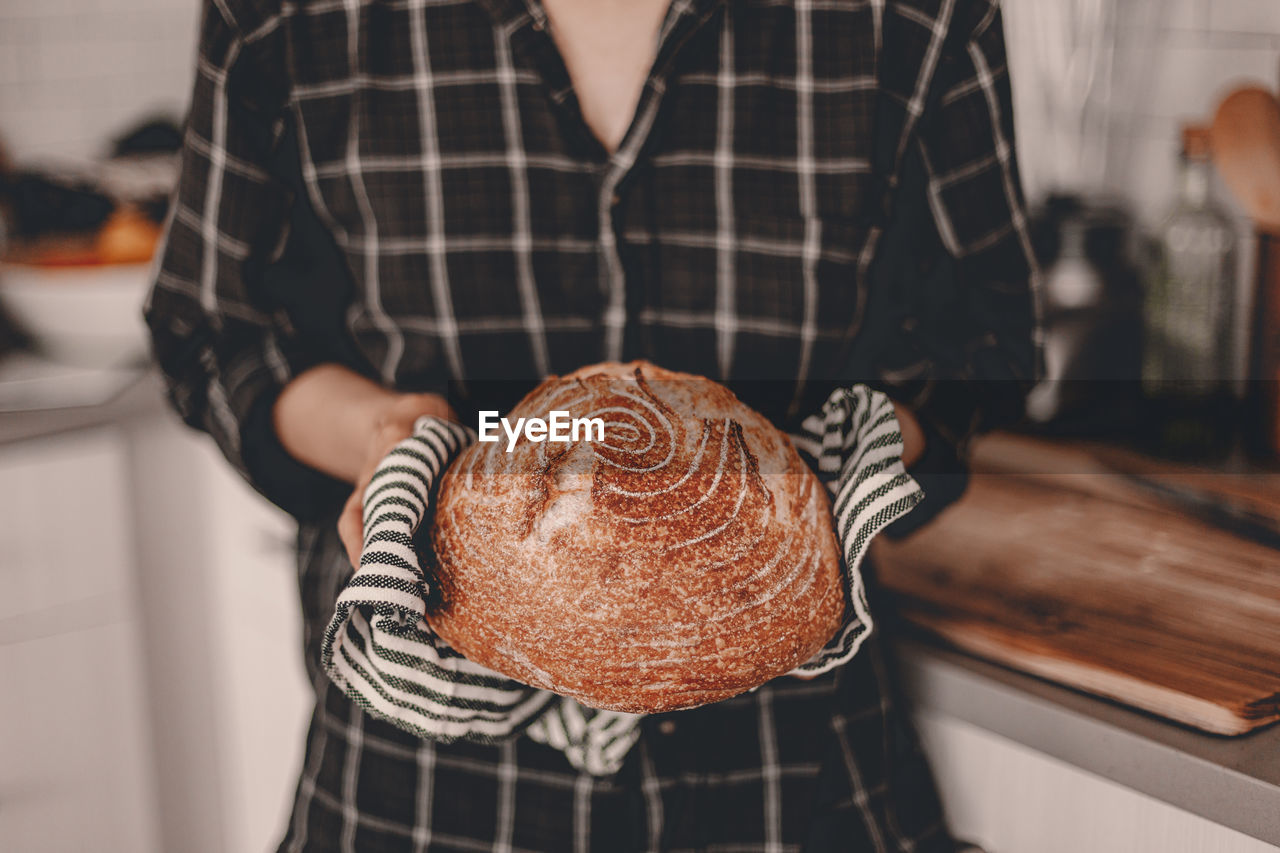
336;392;457;568
891;400;926;469
272;364;458;569
792;399;925;682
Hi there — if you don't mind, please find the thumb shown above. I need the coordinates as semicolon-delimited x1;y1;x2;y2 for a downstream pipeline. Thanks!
338;489;365;569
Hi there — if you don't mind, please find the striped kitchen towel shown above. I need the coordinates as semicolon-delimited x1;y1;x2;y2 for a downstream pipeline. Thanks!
320;384;924;775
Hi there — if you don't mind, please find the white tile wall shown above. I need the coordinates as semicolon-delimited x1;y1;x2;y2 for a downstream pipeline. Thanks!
1142;44;1278;141
1208;0;1280;38
1009;0;1280;226
0;0;200;165
1161;0;1206;33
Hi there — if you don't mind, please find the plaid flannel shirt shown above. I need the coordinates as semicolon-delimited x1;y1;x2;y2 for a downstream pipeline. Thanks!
145;0;1037;849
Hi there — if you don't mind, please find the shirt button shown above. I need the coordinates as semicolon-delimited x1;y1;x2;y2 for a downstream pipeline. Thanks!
657;720;677;735
610;193;621;207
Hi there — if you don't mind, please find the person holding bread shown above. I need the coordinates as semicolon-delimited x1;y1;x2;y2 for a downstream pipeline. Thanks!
145;0;1038;849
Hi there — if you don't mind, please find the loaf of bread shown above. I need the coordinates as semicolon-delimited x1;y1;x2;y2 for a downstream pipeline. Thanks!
429;361;844;713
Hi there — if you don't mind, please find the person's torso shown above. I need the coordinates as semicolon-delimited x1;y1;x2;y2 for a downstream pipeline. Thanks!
262;0;946;420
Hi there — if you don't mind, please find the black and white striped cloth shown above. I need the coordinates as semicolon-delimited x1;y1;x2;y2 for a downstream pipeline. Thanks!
321;384;923;776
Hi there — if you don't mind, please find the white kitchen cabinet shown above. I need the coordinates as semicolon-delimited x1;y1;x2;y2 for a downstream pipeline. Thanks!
0;427;135;622
0;428;161;853
127;411;311;853
0;386;312;853
194;437;312;853
0;622;161;853
915;711;1279;853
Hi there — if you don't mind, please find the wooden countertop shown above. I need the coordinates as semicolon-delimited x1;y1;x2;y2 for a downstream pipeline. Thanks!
874;432;1280;736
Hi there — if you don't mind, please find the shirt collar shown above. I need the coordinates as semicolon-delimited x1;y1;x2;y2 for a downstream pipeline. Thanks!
472;0;729;46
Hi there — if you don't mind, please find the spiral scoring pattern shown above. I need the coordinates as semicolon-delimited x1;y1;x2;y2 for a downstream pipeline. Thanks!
430;362;845;713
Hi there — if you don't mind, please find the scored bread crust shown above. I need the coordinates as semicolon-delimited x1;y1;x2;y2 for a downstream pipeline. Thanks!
429;361;844;713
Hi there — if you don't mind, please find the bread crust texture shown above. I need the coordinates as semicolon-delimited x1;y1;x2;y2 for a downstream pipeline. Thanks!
430;361;844;713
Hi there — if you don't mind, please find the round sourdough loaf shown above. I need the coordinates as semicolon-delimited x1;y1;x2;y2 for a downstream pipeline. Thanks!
429;361;844;713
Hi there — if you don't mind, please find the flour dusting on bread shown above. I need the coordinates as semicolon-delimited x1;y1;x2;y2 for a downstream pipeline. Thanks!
430;361;844;713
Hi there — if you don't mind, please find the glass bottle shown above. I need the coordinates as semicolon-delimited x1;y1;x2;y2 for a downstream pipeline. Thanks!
1141;125;1238;459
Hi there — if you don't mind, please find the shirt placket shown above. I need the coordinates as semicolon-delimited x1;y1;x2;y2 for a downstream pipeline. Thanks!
507;0;728;363
597;0;728;362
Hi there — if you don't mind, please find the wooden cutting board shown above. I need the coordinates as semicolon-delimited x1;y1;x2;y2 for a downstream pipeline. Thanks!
872;433;1280;735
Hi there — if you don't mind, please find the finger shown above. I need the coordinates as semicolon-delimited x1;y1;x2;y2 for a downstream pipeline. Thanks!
374;421;413;460
338;492;364;569
423;396;457;421
415;392;455;419
403;393;458;425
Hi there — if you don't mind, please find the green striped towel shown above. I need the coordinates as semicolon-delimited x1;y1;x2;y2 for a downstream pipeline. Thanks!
321;384;923;775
